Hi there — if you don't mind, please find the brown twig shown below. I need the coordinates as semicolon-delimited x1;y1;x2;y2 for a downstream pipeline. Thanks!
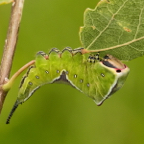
0;0;25;114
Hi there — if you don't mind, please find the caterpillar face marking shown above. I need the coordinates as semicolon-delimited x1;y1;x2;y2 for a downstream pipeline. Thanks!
6;47;130;124
102;54;125;69
116;69;121;73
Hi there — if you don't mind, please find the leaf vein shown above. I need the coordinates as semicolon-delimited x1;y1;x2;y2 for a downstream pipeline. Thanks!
88;36;144;52
86;0;129;49
134;6;144;39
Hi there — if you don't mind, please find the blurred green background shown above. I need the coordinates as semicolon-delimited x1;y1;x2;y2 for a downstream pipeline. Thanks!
1;0;144;144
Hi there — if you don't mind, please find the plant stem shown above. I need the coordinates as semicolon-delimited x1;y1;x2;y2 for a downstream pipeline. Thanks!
0;0;25;114
2;60;35;91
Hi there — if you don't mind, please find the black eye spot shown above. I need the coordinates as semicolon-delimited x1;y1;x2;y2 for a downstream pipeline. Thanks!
35;76;39;79
45;70;49;74
74;74;77;78
57;70;60;73
29;82;33;85
116;69;121;73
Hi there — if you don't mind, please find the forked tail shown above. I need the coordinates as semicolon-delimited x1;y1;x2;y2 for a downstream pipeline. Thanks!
6;101;19;124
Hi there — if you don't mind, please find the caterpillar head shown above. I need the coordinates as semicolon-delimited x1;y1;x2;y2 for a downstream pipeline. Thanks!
95;54;130;105
102;54;125;70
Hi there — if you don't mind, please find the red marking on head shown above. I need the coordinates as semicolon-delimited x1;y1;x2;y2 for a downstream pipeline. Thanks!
114;65;128;73
114;65;127;70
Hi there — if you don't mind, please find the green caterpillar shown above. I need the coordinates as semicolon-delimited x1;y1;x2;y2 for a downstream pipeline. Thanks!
6;47;130;124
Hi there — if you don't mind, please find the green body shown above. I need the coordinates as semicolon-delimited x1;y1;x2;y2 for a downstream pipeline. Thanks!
6;48;130;124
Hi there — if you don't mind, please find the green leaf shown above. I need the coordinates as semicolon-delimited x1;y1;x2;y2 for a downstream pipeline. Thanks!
0;0;13;5
80;0;144;61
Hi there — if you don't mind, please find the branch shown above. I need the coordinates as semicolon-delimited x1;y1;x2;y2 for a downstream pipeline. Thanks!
0;0;25;114
2;60;35;91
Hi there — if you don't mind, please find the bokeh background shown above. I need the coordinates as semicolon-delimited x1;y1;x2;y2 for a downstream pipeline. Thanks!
0;0;144;144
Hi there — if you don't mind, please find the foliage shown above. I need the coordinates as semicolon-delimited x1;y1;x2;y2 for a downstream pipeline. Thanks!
1;0;144;144
80;0;144;60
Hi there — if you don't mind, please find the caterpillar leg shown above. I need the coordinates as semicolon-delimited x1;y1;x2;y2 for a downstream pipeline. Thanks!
87;53;100;63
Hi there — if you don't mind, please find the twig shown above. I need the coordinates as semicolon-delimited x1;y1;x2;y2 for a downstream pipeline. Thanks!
2;60;35;91
0;0;25;114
